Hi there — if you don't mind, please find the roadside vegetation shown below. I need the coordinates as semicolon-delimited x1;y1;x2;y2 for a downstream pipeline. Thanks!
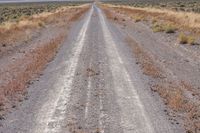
102;0;200;13
151;22;177;33
0;2;89;119
0;2;89;57
0;2;87;24
125;34;200;133
101;2;200;133
101;2;200;45
178;33;196;45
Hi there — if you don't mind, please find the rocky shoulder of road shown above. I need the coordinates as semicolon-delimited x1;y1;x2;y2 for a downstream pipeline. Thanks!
100;4;200;133
0;4;90;120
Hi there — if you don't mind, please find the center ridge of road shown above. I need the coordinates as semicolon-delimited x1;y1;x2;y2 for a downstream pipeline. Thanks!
0;3;187;133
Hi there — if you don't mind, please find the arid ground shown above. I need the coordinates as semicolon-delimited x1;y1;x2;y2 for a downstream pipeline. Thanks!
0;1;200;133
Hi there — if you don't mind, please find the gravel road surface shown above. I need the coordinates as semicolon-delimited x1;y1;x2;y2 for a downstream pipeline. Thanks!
0;4;185;133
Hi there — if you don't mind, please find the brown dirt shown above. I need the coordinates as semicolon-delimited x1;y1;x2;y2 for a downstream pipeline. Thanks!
101;6;126;26
126;35;200;133
125;37;163;79
102;6;200;133
0;5;90;117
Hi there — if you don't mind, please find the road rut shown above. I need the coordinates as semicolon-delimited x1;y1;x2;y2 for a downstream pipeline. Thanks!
0;4;184;133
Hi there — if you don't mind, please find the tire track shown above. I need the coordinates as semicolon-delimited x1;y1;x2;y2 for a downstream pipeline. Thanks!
34;6;94;133
97;6;154;133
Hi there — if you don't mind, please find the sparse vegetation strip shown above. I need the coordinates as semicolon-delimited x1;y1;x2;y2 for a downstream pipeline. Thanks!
125;37;200;133
101;5;200;132
0;2;89;24
0;5;90;118
102;0;200;13
102;4;200;45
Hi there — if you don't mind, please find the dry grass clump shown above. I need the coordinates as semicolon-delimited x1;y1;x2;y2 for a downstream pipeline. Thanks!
178;33;196;45
152;19;157;24
164;24;177;33
134;16;143;22
152;23;165;32
37;21;45;27
152;22;177;33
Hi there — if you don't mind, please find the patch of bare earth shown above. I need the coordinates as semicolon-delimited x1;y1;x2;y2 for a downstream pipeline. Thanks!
0;5;90;118
101;5;200;133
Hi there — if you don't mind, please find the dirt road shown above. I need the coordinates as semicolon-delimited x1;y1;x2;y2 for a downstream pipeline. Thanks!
0;4;186;133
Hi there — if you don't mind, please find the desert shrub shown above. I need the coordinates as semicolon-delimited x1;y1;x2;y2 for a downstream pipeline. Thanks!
164;24;177;33
178;33;196;45
152;23;164;32
152;19;157;24
152;22;177;33
187;36;196;45
134;16;143;22
38;21;45;27
179;33;188;44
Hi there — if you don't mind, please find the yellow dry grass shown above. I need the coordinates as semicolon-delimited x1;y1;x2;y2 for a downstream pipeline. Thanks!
103;4;200;33
0;5;90;58
0;4;89;32
0;4;90;113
